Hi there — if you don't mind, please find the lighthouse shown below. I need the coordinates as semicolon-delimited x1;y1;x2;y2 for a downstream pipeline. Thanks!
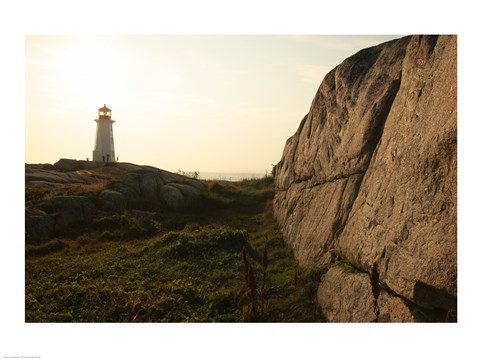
92;104;116;162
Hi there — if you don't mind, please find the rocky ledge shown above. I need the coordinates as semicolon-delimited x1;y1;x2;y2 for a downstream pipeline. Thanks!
25;159;206;241
273;35;456;322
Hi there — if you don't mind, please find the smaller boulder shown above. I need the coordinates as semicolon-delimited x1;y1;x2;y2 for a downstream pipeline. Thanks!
159;185;185;210
25;209;55;242
317;266;415;322
317;266;376;322
184;179;207;192
98;190;127;212
121;173;141;193
170;183;201;207
78;160;102;170
139;173;162;200
48;196;96;226
54;158;80;171
109;181;140;203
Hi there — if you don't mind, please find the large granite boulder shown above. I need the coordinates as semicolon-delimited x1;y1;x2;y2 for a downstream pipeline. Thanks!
335;35;457;312
273;35;456;321
274;36;410;267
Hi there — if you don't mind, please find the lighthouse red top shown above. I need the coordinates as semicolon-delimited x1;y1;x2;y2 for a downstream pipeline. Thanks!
98;104;112;120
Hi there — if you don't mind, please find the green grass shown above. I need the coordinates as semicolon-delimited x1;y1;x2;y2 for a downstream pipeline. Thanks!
25;176;324;322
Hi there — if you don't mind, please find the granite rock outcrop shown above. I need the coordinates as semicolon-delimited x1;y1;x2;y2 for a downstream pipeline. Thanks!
273;35;456;321
25;160;207;241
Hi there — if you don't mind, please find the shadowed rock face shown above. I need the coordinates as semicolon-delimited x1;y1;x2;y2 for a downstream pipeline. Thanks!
275;36;410;267
273;35;456;322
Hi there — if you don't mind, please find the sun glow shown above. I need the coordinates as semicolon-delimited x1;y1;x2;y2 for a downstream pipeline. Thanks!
53;38;124;102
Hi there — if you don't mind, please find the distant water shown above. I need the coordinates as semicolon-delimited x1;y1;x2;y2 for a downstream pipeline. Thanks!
198;172;266;181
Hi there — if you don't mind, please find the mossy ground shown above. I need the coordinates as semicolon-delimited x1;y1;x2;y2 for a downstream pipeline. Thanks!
25;177;324;322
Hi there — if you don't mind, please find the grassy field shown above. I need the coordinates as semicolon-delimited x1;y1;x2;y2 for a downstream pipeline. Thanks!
25;177;325;322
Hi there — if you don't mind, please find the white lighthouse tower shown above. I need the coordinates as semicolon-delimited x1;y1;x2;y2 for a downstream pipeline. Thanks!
92;104;116;162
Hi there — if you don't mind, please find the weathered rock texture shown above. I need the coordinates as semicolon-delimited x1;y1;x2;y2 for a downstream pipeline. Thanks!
273;35;456;322
25;160;207;241
317;266;414;322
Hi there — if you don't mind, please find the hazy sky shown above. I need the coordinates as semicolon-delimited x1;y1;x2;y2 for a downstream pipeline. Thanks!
26;35;401;174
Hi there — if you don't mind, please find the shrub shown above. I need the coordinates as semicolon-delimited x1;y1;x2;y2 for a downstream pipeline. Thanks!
67;181;109;197
162;227;249;259
25;239;65;257
176;170;200;179
207;180;224;192
25;187;49;202
92;213;156;239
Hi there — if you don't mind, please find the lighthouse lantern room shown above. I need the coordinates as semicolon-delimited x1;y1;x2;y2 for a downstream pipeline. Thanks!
92;104;116;162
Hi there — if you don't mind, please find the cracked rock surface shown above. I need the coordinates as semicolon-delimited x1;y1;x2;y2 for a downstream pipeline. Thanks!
273;35;456;321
